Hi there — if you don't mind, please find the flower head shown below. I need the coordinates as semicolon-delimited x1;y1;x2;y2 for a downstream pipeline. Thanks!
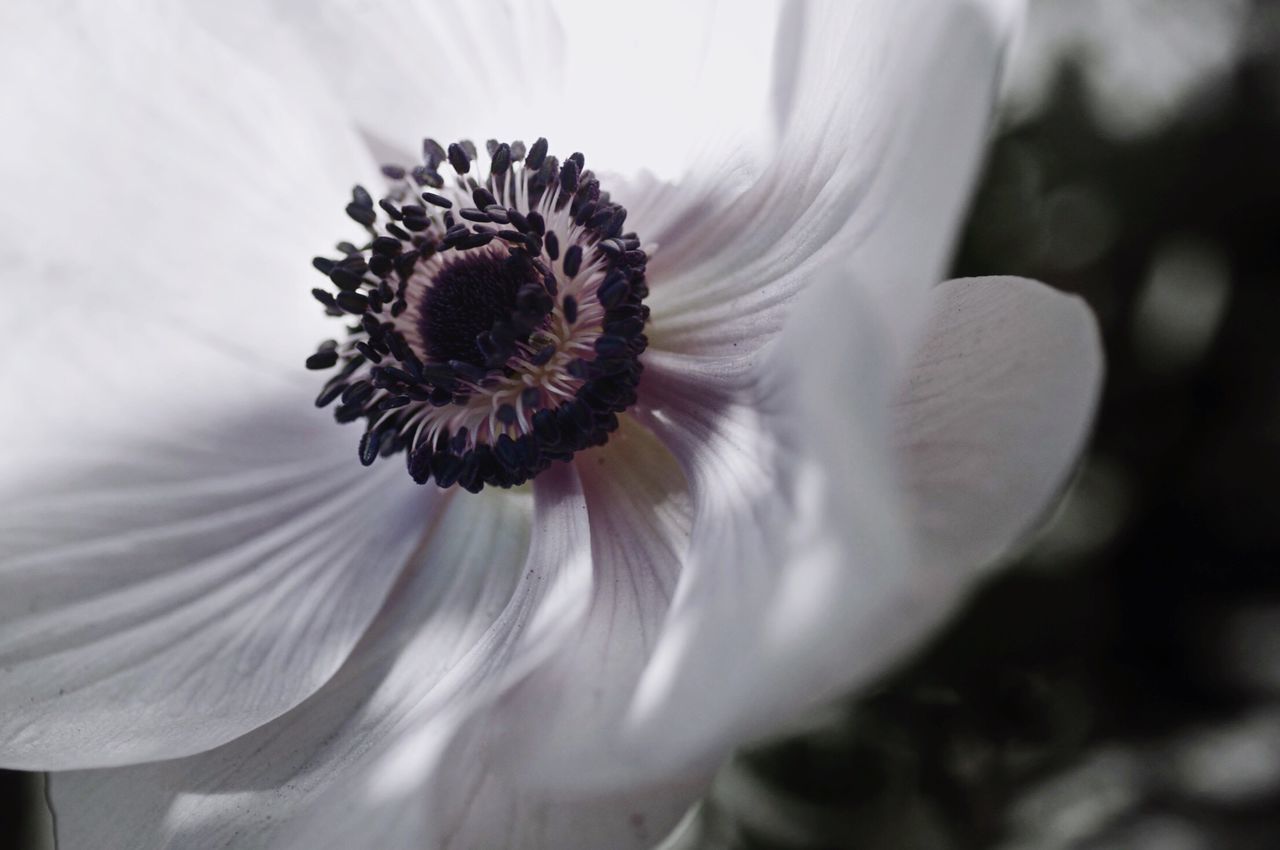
0;1;1100;848
308;139;649;490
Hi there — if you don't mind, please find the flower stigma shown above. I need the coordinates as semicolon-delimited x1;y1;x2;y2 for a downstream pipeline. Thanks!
307;138;649;492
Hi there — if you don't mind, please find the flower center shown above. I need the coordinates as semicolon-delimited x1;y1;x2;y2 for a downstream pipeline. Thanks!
306;138;649;492
418;252;531;368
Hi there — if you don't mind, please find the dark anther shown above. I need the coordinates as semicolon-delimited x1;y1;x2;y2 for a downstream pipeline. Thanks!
372;236;403;256
594;335;628;358
532;408;559;444
563;245;583;278
432;452;464;487
381;164;407;180
329;267;364;291
422;192;452;209
559;159;580;197
413;166;444;189
574;201;597;227
359;430;381;466
351;185;374;208
447;143;471;175
369;255;394;278
460;233;495;249
378;198;404;220
336;292;370;314
312;256;337;275
562;295;579;324
494;433;520;470
598;271;630;308
345;203;376;227
606;207;627;237
490;143;511;176
354;341;383;364
306;349;339;370
423;138;447;167
409;445;433;484
526;137;548;170
315;382;347;408
544;231;560;261
459;208;491;223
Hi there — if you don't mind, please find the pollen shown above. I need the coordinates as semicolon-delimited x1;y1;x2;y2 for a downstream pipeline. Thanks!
306;138;649;492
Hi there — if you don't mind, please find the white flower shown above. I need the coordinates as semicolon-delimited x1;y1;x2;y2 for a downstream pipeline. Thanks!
0;1;1100;848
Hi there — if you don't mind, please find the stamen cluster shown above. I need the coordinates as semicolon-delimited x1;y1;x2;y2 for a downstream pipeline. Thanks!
306;138;648;492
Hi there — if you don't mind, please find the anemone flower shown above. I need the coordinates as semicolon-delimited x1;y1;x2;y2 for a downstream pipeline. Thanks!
0;1;1101;847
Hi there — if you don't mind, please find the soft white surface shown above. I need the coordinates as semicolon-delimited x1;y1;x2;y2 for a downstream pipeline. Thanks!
0;2;1113;849
0;0;428;768
894;276;1103;573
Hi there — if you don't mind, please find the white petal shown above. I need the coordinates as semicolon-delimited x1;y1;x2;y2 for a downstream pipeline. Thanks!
0;2;373;335
894;276;1104;572
603;271;1100;788
47;467;601;850
618;263;926;784
638;0;1021;372
589;0;1028;779
0;333;439;769
47;486;532;847
271;0;785;180
0;5;419;768
485;420;696;792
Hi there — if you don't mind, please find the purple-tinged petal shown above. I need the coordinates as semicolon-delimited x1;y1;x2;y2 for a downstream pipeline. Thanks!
637;0;1022;373
47;467;599;849
894;276;1104;573
0;3;413;768
485;421;700;793
619;264;922;785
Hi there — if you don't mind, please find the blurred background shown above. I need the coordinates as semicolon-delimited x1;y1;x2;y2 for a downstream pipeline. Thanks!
666;0;1280;847
4;0;1279;847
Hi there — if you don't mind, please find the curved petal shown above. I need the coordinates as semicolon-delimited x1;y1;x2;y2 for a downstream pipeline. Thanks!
620;263;922;784
564;0;1029;786
485;420;696;790
612;271;1101;788
0;329;439;769
268;0;785;181
894;276;1104;572
46;466;599;850
638;0;1021;372
45;486;528;848
0;4;417;767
